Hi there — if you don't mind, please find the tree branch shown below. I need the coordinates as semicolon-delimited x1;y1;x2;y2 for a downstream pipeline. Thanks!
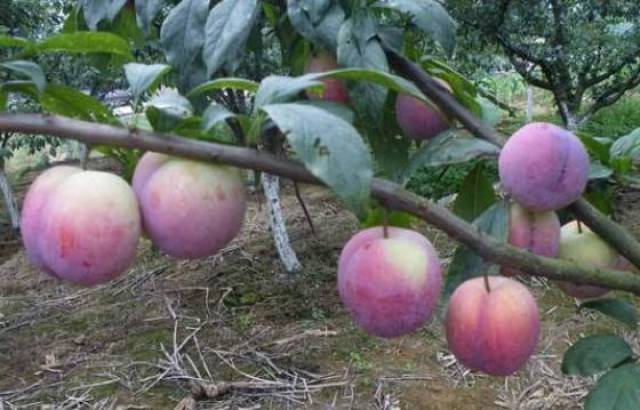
383;47;640;270
1;113;640;293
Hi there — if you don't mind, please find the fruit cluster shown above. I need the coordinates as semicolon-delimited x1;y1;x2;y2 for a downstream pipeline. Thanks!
22;153;247;285
338;122;633;377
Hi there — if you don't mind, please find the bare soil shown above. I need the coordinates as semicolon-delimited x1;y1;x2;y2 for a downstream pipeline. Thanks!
0;159;638;409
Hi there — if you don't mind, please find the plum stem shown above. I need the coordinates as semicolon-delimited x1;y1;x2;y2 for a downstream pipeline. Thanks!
383;209;389;239
484;273;491;293
577;220;583;234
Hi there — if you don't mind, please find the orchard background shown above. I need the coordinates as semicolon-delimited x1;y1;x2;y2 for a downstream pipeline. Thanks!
2;0;640;408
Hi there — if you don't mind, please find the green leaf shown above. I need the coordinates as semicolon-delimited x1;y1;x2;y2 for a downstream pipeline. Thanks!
296;100;355;124
201;104;236;131
611;128;640;162
187;77;259;97
421;58;481;116
337;12;389;128
135;0;164;34
581;299;639;327
309;68;424;99
40;84;117;124
287;0;345;52
479;97;502;127
589;162;614;180
0;89;7;111
585;364;640;410
111;6;146;47
80;0;128;30
203;0;260;77
254;75;324;108
36;32;133;58
0;36;33;48
373;0;456;55
124;63;171;101
453;163;497;222
368;94;410;181
578;131;612;165
160;0;209;76
146;88;194;132
562;335;633;376
444;200;508;296
0;61;46;93
361;205;415;229
400;131;500;184
261;103;373;212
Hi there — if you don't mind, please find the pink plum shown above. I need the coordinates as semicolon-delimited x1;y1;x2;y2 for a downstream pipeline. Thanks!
337;227;442;338
21;166;81;272
304;51;350;104
446;276;541;376
395;79;452;141
22;169;141;285
133;154;247;259
498;122;589;211
502;202;560;277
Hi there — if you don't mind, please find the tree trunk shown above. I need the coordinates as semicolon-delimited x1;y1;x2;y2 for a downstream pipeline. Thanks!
261;173;302;273
0;163;20;231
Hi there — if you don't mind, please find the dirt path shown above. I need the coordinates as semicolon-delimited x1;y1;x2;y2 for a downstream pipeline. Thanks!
0;161;638;409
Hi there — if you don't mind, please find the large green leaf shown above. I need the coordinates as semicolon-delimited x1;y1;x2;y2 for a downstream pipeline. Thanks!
421;58;481;116
187;77;259;97
373;0;456;55
203;0;260;77
39;85;117;124
368;94;410;181
0;36;33;48
337;12;389;128
443;200;508;297
146;88;194;132
160;0;208;75
135;0;164;34
0;89;7;111
254;75;323;108
0;61;46;93
36;32;133;58
585;364;640;410
124;63;171;101
296;100;354;123
201;104;236;131
261;103;373;211
308;68;424;100
578;131;612;165
80;0;128;30
611;128;640;162
562;335;633;376
287;0;345;52
400;131;500;184
581;299;639;327
589;162;614;180
452;163;498;222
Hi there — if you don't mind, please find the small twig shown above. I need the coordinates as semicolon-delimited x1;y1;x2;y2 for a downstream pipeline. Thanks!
266;329;338;347
293;181;316;236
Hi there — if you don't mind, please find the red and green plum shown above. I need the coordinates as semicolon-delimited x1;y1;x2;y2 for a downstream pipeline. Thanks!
556;220;615;299
395;79;452;141
498;123;589;211
502;202;560;277
446;276;541;376
22;168;141;285
133;153;247;259
337;227;442;338
304;51;349;104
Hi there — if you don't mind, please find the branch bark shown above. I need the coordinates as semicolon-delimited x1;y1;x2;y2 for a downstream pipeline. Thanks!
1;113;640;293
383;47;640;271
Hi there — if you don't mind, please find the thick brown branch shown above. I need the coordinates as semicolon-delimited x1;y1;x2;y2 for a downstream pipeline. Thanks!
383;47;640;270
1;113;640;293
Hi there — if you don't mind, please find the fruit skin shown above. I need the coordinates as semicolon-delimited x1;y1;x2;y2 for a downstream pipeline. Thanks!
498;122;589;211
556;220;616;299
23;169;141;285
445;276;540;376
21;166;81;272
395;79;452;141
502;202;560;277
337;227;442;338
304;51;349;104
133;153;247;259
